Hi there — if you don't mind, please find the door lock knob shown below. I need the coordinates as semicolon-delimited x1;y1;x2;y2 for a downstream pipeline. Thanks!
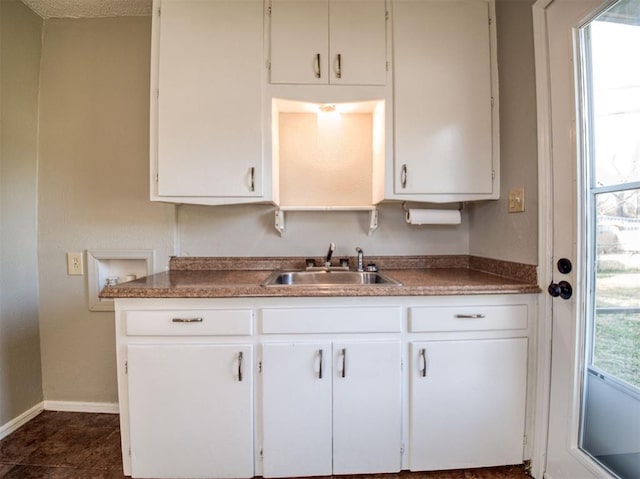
548;280;573;299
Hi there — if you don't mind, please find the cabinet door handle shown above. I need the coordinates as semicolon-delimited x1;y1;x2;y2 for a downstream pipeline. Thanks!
454;314;485;319
340;348;346;378
401;164;408;189
318;349;324;379
336;53;342;79
420;348;428;377
249;167;255;192
171;317;203;323
238;351;243;382
315;53;321;79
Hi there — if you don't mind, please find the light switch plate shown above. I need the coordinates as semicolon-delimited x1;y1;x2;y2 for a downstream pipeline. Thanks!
67;252;84;275
508;187;525;213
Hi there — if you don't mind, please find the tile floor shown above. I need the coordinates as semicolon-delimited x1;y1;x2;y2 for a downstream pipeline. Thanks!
0;411;533;479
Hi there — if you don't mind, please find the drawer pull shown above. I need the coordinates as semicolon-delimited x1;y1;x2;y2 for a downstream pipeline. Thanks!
455;314;485;319
340;348;347;378
171;317;204;323
318;349;324;379
420;348;428;377
238;351;243;382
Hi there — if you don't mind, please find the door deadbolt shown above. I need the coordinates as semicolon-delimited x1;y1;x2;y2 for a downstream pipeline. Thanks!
557;258;572;274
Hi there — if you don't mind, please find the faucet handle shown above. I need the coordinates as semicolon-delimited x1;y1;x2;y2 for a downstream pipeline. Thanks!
355;247;364;272
325;242;336;268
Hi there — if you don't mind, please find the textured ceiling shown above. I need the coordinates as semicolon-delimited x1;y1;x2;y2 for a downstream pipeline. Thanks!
21;0;152;18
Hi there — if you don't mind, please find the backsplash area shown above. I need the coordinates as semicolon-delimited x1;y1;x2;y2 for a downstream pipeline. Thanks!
175;203;469;258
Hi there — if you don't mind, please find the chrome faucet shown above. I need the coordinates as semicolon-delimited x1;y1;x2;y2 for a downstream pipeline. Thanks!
356;247;364;272
325;242;336;269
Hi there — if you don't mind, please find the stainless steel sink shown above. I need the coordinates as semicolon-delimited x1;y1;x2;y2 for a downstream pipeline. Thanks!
261;270;403;287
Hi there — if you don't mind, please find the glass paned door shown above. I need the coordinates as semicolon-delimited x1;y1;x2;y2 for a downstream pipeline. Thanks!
579;2;640;478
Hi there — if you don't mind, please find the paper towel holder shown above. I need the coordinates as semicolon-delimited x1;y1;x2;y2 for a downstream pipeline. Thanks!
402;201;465;212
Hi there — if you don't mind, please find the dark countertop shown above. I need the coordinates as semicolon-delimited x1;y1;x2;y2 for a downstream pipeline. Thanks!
100;256;541;299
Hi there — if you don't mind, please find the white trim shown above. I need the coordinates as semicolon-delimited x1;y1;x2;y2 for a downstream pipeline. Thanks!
44;401;119;414
532;1;555;477
0;402;44;440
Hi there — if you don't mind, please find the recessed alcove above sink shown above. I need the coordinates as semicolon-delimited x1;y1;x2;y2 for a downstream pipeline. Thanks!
271;98;386;235
272;98;386;208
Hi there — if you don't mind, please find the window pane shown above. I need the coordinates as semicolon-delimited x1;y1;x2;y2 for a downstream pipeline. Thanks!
594;189;640;388
591;20;640;187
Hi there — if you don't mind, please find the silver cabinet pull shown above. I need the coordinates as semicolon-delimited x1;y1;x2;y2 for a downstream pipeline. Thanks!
401;164;408;188
420;348;427;377
318;349;324;379
249;167;255;192
171;317;203;323
315;53;321;79
238;351;243;382
336;53;342;78
340;348;346;378
455;314;486;319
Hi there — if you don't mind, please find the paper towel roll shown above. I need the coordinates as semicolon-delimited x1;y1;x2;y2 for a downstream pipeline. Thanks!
405;209;461;225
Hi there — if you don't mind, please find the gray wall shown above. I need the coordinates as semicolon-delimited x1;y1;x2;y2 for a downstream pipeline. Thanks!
469;0;538;265
178;204;468;257
37;17;174;404
0;0;44;425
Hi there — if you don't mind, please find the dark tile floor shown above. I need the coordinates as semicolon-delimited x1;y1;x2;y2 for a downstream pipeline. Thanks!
0;411;532;479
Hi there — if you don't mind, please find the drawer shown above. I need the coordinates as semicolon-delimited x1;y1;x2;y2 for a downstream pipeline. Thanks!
409;304;527;332
125;310;253;336
261;307;402;334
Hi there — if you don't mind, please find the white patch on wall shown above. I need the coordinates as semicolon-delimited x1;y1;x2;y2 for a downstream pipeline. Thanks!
87;249;154;311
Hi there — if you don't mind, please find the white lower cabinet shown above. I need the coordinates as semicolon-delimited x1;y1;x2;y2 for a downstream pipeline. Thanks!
127;343;254;479
262;340;402;477
115;296;534;479
409;338;528;470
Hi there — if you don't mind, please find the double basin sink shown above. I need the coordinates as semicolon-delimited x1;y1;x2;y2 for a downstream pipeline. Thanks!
262;269;403;287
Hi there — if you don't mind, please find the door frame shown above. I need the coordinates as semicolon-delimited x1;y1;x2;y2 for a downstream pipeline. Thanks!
532;2;555;476
532;1;621;478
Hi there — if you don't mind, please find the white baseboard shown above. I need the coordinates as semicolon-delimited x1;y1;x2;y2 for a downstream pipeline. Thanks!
44;401;119;414
0;402;44;440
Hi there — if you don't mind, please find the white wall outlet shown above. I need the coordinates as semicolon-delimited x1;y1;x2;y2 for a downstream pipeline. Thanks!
67;252;84;275
508;187;525;213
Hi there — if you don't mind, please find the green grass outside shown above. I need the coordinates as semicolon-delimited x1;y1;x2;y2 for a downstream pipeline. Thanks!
593;312;640;388
594;261;640;389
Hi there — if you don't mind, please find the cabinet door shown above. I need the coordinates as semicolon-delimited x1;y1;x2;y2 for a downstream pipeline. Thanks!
262;342;333;477
332;340;402;474
393;0;494;196
270;0;329;84
269;0;387;85
156;0;264;198
329;0;387;85
409;339;527;471
127;344;253;478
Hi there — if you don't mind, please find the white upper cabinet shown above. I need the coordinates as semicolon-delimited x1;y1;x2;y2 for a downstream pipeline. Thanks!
269;0;388;85
151;0;271;205
388;0;499;202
